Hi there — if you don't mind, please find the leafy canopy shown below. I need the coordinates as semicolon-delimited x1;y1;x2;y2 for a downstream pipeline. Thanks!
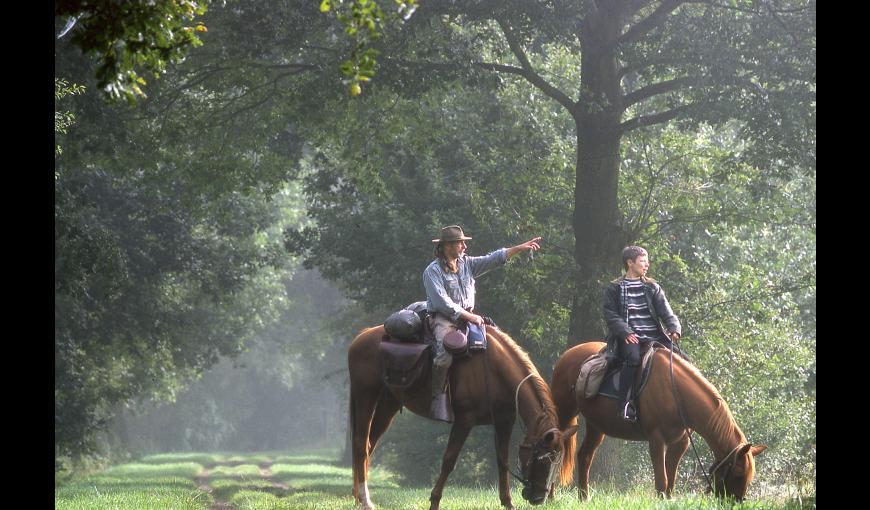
55;0;211;103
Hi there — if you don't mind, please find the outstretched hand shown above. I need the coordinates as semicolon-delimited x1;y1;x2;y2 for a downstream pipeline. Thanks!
506;236;543;260
521;237;543;252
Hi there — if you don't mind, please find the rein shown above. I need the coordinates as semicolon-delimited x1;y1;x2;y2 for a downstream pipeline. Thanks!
514;373;535;433
668;344;714;492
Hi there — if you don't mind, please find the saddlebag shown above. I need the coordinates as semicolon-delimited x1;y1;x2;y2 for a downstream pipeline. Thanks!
379;340;431;391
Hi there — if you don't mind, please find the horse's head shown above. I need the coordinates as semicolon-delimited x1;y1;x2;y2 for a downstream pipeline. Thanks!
518;426;578;505
708;442;768;501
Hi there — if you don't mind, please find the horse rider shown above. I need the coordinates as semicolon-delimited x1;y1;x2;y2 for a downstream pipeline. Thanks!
423;225;542;422
604;245;682;423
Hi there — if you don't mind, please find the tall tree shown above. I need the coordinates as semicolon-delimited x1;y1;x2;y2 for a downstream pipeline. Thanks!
305;0;815;343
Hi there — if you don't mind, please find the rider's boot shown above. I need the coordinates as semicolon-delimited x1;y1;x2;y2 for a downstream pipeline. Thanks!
429;363;454;423
618;361;638;423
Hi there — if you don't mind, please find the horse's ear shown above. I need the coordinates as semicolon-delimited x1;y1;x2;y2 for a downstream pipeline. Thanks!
749;444;768;457
737;443;753;458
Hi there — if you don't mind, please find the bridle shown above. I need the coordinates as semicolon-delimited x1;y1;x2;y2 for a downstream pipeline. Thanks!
517;429;564;494
708;442;747;494
483;352;563;494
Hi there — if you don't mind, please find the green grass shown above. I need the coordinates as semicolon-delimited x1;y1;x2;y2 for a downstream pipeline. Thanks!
55;451;813;510
55;474;211;510
208;463;263;479
139;452;226;465
99;461;205;479
210;478;291;502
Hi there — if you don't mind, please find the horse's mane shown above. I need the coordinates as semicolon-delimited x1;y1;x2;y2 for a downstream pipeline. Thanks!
487;327;559;426
670;353;746;446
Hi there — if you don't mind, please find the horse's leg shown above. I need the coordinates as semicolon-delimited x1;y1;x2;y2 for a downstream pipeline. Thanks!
576;422;605;501
368;391;402;456
428;420;472;510
664;432;690;498
493;415;517;510
649;437;669;498
351;384;381;510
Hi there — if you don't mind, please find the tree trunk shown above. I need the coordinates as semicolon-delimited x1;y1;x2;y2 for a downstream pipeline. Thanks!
568;1;631;345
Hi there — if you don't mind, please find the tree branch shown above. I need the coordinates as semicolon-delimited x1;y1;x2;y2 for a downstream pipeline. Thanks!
619;102;697;133
622;76;701;110
495;18;576;111
618;57;688;80
616;0;687;48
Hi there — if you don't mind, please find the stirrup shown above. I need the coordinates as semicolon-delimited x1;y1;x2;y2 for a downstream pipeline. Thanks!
621;401;637;422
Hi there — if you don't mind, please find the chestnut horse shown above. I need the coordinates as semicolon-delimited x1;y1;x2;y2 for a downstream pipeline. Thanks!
551;341;767;501
348;324;578;510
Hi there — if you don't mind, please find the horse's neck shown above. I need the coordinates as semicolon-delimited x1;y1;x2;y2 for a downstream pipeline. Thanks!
489;334;555;433
678;367;746;458
511;372;553;434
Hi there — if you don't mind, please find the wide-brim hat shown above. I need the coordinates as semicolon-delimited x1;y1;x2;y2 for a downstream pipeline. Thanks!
432;225;473;243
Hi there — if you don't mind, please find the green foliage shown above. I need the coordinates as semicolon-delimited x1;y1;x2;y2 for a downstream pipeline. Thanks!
54;167;293;464
612;122;815;492
54;78;86;158
320;0;419;96
55;7;319;465
55;0;211;103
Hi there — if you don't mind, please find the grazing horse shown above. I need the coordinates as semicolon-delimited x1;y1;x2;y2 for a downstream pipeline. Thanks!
348;324;578;510
550;341;767;501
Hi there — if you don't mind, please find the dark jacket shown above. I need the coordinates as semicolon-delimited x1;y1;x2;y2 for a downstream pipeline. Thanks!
603;276;681;352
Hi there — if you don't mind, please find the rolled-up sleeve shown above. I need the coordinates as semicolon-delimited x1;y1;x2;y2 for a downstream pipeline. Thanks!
423;266;464;321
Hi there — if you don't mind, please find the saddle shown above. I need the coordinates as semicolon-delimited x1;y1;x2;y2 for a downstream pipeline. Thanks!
378;302;436;393
378;302;493;394
575;342;664;401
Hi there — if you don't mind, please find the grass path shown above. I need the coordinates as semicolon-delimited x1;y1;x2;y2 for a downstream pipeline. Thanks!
193;460;293;509
55;450;813;510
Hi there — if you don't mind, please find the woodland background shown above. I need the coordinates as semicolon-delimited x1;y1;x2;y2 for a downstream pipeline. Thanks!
55;0;814;496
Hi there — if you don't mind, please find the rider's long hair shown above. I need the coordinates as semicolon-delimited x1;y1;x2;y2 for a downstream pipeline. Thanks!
434;242;458;273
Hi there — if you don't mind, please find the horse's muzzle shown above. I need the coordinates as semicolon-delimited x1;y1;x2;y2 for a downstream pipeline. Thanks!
521;486;547;505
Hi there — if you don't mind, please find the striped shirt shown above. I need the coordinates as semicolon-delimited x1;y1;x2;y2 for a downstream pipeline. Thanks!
622;278;666;343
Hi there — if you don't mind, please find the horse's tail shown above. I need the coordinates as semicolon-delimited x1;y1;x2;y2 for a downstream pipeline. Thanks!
559;415;578;486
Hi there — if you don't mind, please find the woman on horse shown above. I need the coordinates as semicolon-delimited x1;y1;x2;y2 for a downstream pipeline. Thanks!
423;225;542;422
604;245;682;423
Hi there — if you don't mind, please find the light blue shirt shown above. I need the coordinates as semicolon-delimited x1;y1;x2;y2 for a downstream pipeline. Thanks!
423;248;508;322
